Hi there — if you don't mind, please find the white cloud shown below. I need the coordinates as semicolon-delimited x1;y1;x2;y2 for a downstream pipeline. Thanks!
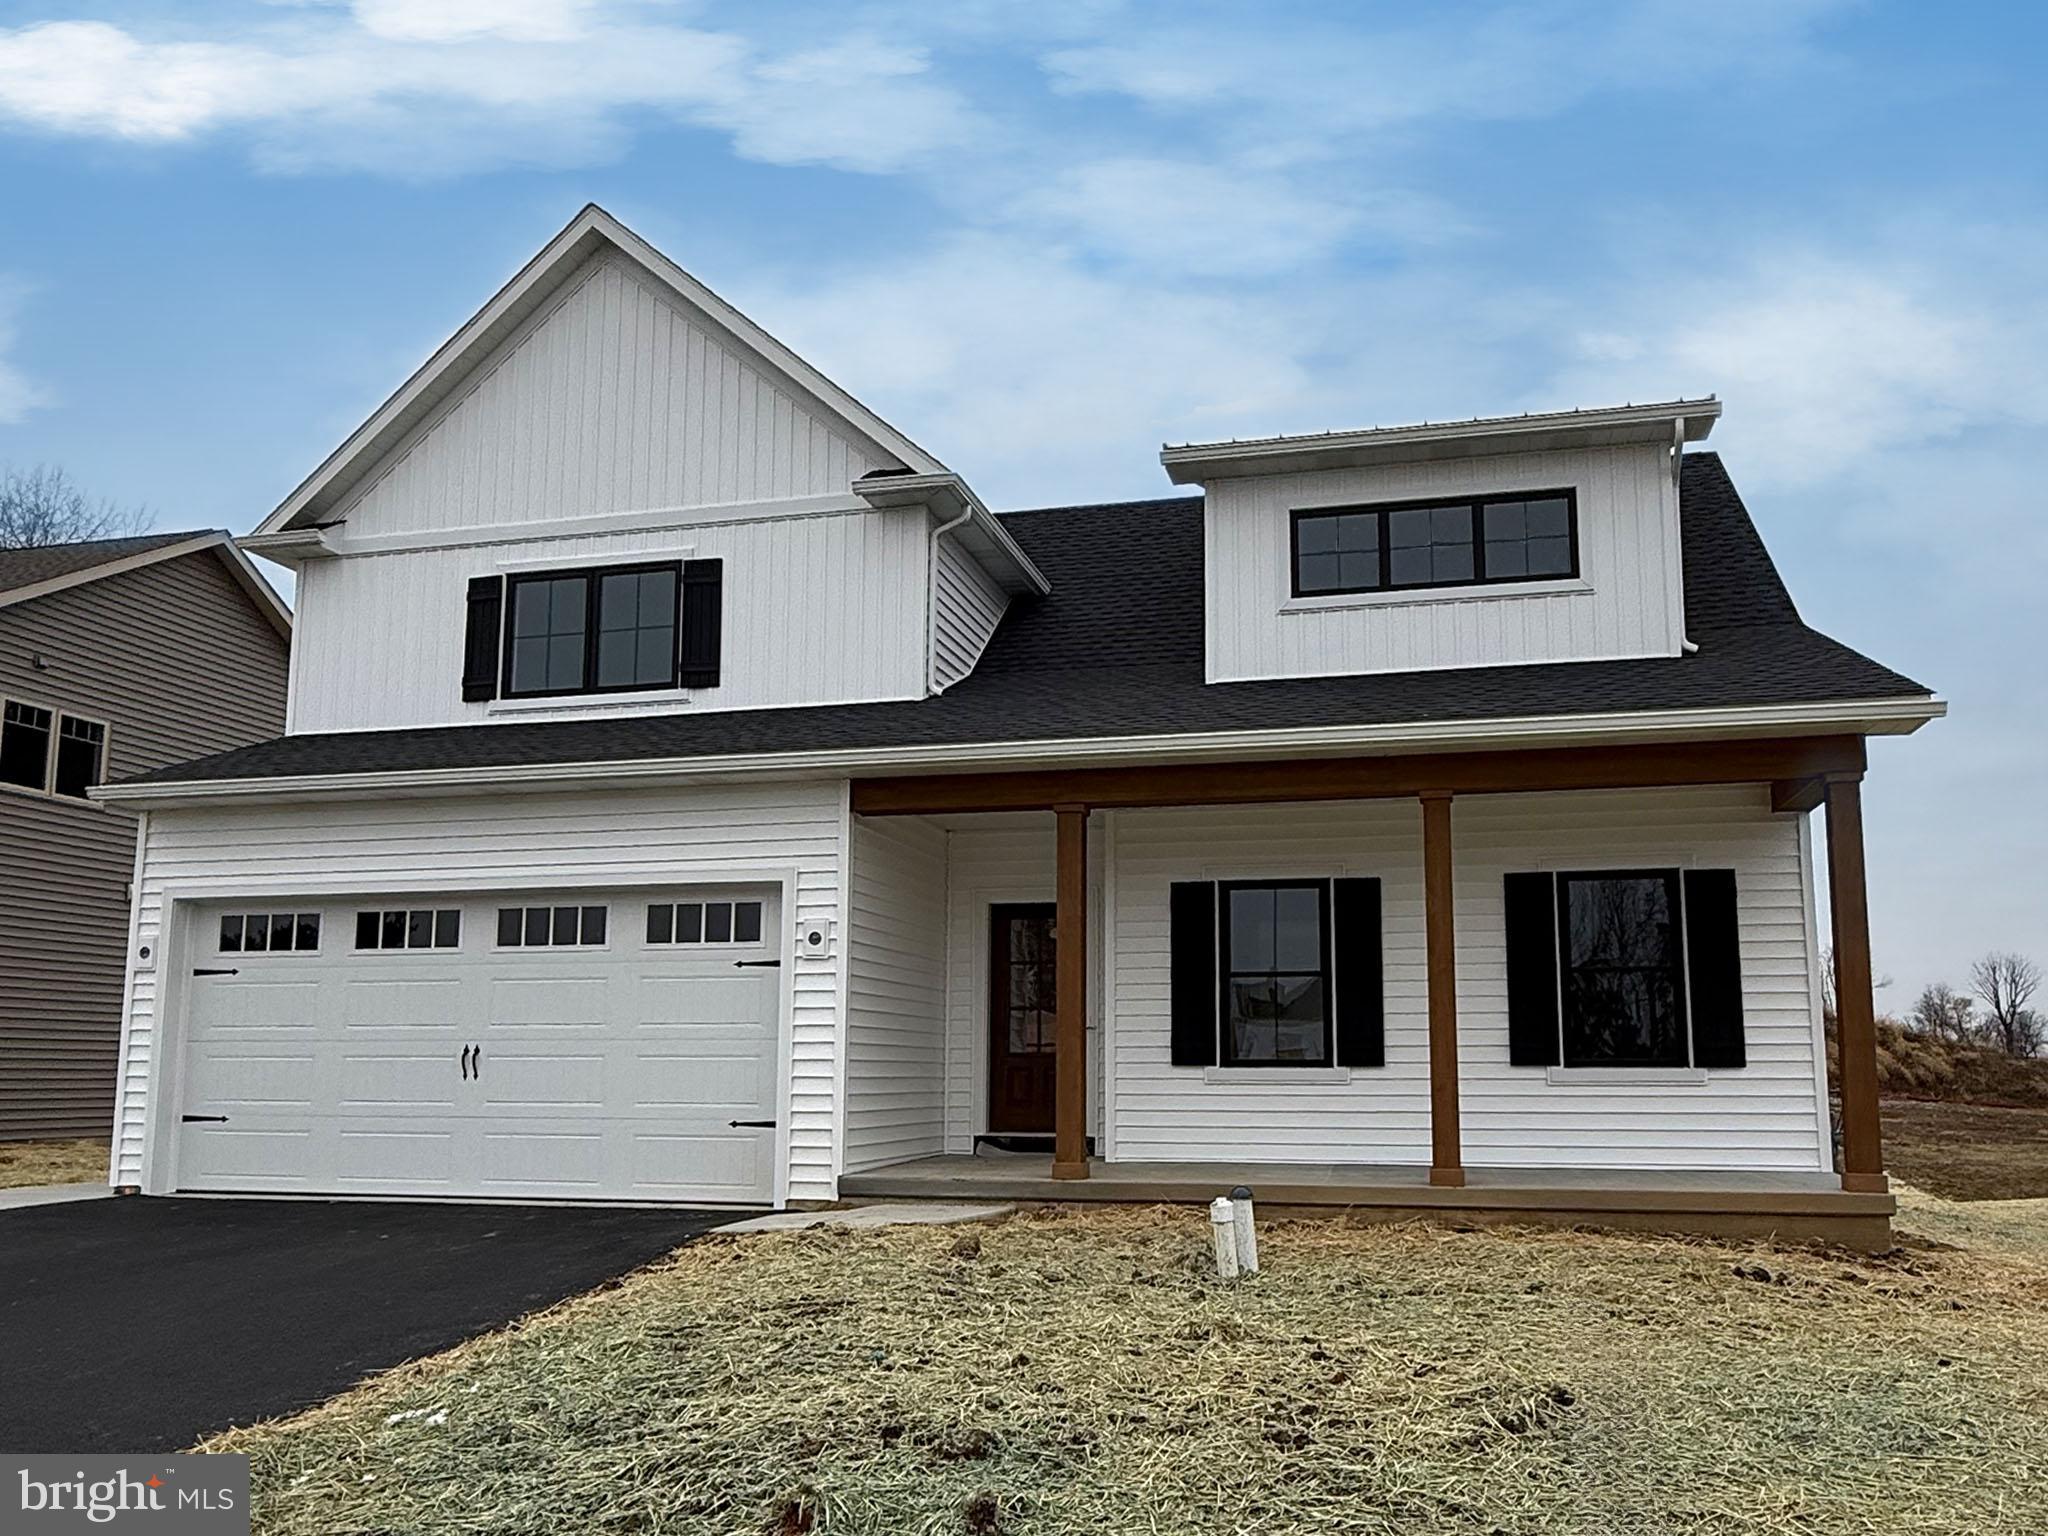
1541;247;2048;487
0;12;974;175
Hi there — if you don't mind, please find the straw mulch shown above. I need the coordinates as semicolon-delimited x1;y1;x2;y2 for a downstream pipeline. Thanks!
210;1201;2048;1535
0;1136;107;1188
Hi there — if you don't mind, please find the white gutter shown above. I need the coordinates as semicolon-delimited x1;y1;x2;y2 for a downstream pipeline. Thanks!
93;694;1945;809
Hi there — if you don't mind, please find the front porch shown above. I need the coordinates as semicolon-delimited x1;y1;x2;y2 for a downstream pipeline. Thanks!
838;734;1894;1244
841;1154;1895;1250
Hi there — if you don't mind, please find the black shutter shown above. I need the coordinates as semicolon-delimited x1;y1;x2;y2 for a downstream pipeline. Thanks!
1684;869;1746;1068
462;576;503;702
1504;873;1561;1066
679;558;723;688
1332;877;1384;1067
1169;881;1218;1067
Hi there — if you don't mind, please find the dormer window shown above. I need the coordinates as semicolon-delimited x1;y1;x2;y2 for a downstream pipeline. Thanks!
1292;490;1577;597
503;561;681;698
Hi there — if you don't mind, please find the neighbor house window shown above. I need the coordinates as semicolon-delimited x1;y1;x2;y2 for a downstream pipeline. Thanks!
497;904;609;947
220;912;321;953
53;716;107;798
646;899;764;946
0;701;53;790
504;562;679;698
1218;881;1331;1066
1557;871;1687;1067
355;909;461;950
1292;491;1577;596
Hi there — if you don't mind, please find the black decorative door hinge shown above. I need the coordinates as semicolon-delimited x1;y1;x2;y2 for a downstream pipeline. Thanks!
192;967;239;977
728;1119;777;1129
181;1114;229;1124
733;959;781;968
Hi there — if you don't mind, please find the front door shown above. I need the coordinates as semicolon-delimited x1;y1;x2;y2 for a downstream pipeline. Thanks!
988;903;1057;1134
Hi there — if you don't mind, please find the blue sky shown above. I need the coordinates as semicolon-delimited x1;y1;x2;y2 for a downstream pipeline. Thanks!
0;0;2042;1003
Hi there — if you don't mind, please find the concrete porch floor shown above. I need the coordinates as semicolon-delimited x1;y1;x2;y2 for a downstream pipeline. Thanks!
839;1155;1895;1249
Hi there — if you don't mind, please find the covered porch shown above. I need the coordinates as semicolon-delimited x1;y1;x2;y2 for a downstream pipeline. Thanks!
839;733;1893;1245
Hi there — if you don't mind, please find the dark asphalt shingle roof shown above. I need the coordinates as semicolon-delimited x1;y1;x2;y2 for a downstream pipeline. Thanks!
0;531;213;600
124;455;1928;786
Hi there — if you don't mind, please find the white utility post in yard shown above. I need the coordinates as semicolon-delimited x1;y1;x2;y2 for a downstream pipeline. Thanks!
1230;1185;1259;1274
1210;1197;1240;1279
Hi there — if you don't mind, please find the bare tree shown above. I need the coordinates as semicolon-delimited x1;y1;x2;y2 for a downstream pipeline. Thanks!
1970;952;2044;1057
1820;947;1892;1026
0;464;152;548
1909;982;1978;1043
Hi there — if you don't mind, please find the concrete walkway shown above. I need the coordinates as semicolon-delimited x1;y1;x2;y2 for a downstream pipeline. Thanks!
0;1182;115;1211
717;1201;1013;1234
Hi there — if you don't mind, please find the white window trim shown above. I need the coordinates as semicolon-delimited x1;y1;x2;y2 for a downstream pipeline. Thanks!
217;911;324;956
644;898;768;948
353;907;464;954
1204;1066;1352;1086
486;687;694;718
0;694;111;806
1546;1066;1708;1087
1280;577;1592;615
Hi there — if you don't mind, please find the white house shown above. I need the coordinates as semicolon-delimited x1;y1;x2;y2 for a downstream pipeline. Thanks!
96;206;1939;1247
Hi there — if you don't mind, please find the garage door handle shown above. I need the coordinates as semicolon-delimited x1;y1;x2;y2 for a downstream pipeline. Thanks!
192;967;238;977
182;1114;228;1123
734;959;781;968
461;1045;478;1080
728;1119;777;1128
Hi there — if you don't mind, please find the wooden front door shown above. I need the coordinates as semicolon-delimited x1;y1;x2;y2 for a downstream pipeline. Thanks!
988;903;1058;1134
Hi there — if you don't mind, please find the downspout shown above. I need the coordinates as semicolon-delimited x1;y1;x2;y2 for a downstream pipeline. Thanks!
925;503;974;694
1673;415;1700;655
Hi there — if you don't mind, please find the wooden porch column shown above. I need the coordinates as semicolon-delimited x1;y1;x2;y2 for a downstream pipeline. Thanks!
1421;791;1464;1187
1825;773;1886;1193
1052;804;1090;1179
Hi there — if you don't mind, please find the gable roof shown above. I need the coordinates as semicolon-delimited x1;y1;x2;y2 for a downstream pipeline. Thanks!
107;453;1933;800
0;530;292;638
253;204;947;538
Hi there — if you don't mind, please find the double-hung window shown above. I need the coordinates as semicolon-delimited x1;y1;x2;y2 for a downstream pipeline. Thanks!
1218;880;1332;1066
0;700;110;799
504;562;680;698
1292;490;1577;597
1556;871;1687;1067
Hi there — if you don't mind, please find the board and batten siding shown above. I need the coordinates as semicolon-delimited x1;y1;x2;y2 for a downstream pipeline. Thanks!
1204;443;1684;683
291;507;931;732
939;816;1105;1154
1107;787;1828;1173
930;535;1008;693
0;552;288;1141
111;779;846;1200
331;252;891;542
841;817;949;1173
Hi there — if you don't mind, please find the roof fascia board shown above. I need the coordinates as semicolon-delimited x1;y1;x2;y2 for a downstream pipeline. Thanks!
1162;399;1722;484
853;472;1051;595
96;694;1943;808
257;205;946;536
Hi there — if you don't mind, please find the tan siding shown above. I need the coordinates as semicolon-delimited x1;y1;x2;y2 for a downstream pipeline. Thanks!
0;552;288;1139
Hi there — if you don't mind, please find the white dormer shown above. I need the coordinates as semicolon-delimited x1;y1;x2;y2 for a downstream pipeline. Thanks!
1162;401;1720;685
242;206;1043;734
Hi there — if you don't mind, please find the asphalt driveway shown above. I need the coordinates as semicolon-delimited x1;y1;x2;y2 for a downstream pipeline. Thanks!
0;1195;744;1452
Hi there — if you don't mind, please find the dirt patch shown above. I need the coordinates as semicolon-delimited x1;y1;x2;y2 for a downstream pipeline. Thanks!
1882;1097;2048;1200
0;1138;108;1189
210;1205;2048;1535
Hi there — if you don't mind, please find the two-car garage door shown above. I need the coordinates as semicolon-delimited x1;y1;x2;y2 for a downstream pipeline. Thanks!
173;888;781;1204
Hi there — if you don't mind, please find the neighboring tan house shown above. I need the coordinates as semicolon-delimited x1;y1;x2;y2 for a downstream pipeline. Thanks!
0;532;290;1142
99;207;1938;1247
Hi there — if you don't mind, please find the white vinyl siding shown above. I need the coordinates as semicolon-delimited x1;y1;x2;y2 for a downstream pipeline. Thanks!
112;779;845;1202
290;507;931;731
1204;443;1684;682
1108;787;1826;1173
939;816;1105;1153
333;253;889;541
841;817;948;1173
930;537;1008;692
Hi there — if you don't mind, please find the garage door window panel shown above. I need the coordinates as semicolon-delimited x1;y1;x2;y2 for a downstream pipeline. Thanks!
497;904;610;947
647;899;764;946
356;908;461;951
219;912;321;954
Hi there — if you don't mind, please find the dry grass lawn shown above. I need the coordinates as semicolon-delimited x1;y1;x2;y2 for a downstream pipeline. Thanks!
212;1197;2048;1536
0;1137;107;1189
